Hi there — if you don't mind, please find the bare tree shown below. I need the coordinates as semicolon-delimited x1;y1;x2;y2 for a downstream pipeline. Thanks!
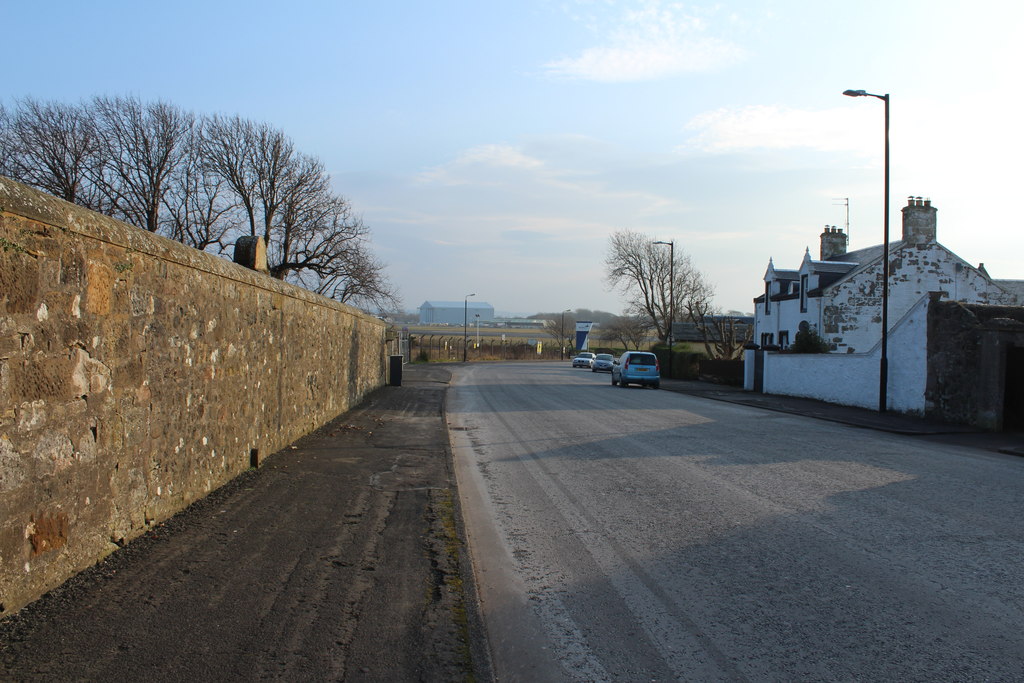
540;313;576;356
602;314;653;350
276;179;400;310
0;103;8;174
308;237;400;312
0;98;107;211
161;122;240;252
266;153;332;279
200;115;296;243
684;303;753;360
604;229;715;343
2;95;399;311
199;114;260;235
90;96;193;233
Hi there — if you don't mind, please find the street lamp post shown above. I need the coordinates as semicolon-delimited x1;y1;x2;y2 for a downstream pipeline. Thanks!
560;308;571;360
653;240;675;379
463;293;475;362
843;88;890;413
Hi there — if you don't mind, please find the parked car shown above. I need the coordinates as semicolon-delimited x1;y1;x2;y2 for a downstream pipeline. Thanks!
591;353;615;373
611;351;660;388
572;352;596;368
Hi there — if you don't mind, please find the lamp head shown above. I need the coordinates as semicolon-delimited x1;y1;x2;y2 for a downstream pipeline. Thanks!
843;89;867;97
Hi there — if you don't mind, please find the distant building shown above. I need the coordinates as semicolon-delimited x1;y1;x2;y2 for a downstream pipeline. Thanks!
418;300;495;325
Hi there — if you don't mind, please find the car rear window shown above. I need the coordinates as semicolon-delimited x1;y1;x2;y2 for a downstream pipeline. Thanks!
628;354;657;365
596;354;613;360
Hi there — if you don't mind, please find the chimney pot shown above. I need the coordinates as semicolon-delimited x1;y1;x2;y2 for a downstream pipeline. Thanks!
820;223;849;259
901;196;937;244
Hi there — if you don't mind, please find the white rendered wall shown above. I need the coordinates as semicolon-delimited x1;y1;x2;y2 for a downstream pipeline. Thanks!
757;296;929;413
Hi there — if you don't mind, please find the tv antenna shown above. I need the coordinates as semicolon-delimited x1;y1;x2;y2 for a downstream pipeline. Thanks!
833;197;849;243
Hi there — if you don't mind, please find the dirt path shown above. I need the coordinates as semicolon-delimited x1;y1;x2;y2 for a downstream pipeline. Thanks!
0;365;488;682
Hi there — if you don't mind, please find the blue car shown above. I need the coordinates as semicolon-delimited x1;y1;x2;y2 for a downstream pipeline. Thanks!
611;351;660;388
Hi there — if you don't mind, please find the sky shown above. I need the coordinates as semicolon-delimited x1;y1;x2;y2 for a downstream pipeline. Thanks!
5;0;1024;316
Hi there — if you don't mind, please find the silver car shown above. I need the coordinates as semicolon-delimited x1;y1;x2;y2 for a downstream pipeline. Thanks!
572;352;596;368
591;353;615;372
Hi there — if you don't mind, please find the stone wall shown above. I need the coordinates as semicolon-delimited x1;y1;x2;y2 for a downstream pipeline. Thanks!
0;176;387;614
926;300;1024;429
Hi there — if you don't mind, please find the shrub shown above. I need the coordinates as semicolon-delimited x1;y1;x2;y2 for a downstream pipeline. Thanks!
790;327;831;353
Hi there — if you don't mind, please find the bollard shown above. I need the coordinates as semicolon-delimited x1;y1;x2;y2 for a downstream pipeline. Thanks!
389;355;403;386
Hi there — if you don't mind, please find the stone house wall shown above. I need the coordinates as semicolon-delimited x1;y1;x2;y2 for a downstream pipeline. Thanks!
926;300;1024;429
0;176;387;614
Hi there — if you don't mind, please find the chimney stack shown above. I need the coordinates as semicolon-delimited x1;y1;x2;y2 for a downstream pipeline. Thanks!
902;196;937;244
819;225;848;260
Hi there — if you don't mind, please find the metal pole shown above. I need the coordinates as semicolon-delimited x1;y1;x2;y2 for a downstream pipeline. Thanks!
559;308;570;360
653;240;674;378
879;94;890;413
463;293;475;362
668;240;674;379
843;89;889;412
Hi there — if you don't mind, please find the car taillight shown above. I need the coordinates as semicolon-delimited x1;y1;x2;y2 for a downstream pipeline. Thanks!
623;358;629;369
655;359;660;371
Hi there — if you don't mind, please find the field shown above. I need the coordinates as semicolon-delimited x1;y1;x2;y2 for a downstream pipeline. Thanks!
402;324;650;362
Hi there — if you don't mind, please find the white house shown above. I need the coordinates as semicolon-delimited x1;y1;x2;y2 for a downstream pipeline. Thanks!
754;197;1021;353
747;196;1024;415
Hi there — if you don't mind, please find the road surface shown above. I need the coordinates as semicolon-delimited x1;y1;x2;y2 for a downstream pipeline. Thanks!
450;361;1024;682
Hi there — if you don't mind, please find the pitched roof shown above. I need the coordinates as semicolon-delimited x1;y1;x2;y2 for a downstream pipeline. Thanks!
816;239;908;291
994;280;1024;305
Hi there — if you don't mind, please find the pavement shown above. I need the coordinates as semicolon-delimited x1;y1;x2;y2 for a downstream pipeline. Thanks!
1;363;490;683
657;375;1024;456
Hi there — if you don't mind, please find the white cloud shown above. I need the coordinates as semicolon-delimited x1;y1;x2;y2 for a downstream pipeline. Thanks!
544;1;745;82
417;144;544;185
681;105;877;155
416;138;687;224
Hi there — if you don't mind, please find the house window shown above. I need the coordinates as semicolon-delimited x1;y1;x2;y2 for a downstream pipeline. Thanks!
779;330;790;348
760;332;774;347
800;274;808;313
764;282;771;315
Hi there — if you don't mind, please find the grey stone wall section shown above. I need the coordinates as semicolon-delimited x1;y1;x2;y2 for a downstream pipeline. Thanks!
926;299;1024;429
0;176;386;614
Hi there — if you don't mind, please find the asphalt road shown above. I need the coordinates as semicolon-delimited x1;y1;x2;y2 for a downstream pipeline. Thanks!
450;361;1024;682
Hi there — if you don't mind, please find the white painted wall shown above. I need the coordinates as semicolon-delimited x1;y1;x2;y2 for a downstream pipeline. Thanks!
749;295;930;414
